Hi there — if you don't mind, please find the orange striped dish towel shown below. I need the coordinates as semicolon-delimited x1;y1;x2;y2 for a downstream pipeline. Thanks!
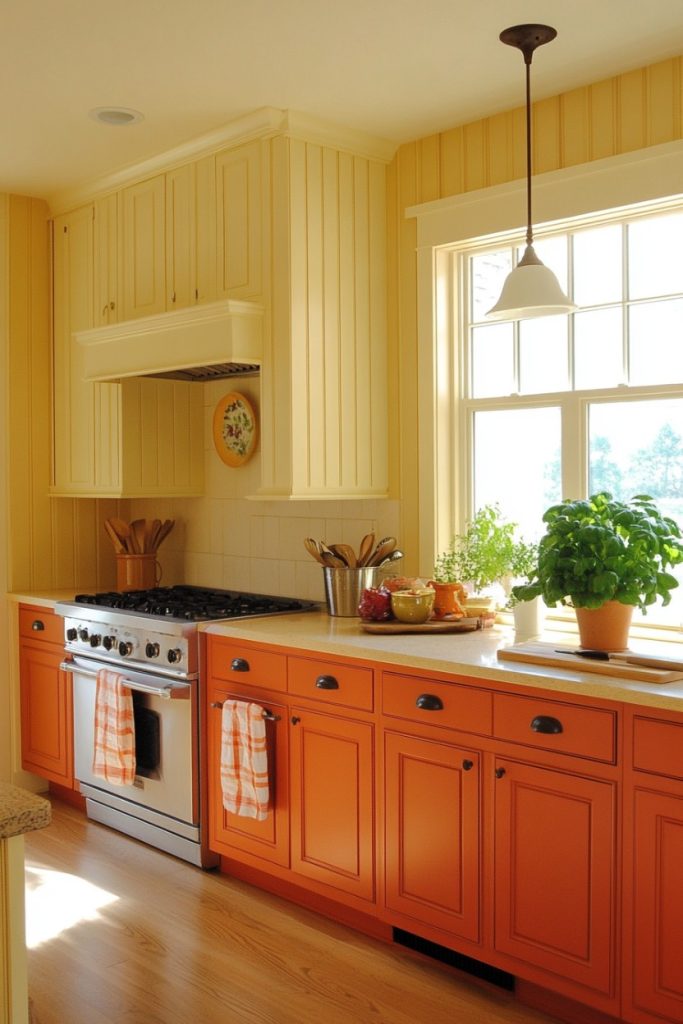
92;668;136;786
220;700;269;821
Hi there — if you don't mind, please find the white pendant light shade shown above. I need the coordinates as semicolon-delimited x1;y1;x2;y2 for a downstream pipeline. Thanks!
486;244;575;320
486;25;577;322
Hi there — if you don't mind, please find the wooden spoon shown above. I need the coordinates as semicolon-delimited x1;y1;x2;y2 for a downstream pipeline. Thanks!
304;537;327;565
357;532;375;567
319;543;346;568
147;518;162;552
155;519;175;549
330;542;357;568
131;519;147;555
104;519;126;554
110;517;134;553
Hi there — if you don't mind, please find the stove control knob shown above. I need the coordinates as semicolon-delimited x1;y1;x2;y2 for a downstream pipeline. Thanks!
167;648;182;665
118;641;133;657
102;636;116;651
89;634;102;648
66;627;78;642
78;628;89;642
146;642;160;659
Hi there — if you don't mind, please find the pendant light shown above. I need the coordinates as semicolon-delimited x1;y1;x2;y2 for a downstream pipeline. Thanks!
486;24;576;321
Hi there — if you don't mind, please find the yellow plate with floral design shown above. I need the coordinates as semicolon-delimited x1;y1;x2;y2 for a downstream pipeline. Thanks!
212;392;258;467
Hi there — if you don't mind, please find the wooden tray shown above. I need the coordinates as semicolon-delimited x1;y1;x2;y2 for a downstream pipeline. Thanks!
497;641;683;684
360;617;482;635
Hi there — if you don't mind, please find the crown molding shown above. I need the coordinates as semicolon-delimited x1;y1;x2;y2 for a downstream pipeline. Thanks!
47;107;396;214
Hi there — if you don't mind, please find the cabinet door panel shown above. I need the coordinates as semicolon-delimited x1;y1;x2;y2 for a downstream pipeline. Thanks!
384;732;480;941
631;787;683;1022
20;643;72;786
494;759;615;995
216;141;262;299
120;175;166;319
166;164;195;309
207;686;289;867
290;708;374;901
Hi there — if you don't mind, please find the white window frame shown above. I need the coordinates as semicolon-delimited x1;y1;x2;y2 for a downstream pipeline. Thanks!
408;139;683;580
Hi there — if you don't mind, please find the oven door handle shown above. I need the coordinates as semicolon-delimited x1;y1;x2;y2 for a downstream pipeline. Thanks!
60;660;190;700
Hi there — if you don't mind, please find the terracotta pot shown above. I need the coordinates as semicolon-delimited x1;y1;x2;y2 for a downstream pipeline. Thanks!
427;580;466;620
574;601;634;652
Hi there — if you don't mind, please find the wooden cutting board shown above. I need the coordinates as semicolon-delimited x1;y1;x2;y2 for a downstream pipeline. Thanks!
360;617;482;635
497;641;683;684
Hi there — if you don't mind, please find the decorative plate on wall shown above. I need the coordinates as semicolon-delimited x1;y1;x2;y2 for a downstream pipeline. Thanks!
212;392;258;467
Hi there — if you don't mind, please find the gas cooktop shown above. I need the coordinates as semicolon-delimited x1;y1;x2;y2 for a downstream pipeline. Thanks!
62;585;319;622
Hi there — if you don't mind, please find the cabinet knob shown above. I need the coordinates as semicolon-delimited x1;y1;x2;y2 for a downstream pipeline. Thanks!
210;701;222;709
315;674;339;690
462;759;474;771
416;693;444;711
291;716;301;725
495;766;506;779
530;715;563;734
231;657;250;672
31;619;45;631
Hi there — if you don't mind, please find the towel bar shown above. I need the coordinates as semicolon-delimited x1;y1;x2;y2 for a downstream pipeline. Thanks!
210;701;280;721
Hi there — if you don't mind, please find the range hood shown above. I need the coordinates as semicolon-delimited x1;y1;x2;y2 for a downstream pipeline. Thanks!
75;299;264;383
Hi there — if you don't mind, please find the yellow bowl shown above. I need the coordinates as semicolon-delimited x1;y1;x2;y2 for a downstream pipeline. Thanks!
390;588;436;624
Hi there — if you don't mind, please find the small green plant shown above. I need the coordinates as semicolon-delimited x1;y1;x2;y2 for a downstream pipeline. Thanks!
512;492;683;612
434;504;517;592
506;538;539;608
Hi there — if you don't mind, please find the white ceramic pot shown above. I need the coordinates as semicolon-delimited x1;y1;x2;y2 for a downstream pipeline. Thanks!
513;596;544;640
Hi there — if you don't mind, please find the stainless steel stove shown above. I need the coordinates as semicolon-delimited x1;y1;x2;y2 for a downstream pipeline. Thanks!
55;586;318;867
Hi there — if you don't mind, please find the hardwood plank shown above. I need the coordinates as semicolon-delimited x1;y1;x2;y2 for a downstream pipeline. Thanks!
25;801;560;1024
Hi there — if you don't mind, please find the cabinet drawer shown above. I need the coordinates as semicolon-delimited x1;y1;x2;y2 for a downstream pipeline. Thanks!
288;656;373;711
382;672;492;735
493;693;616;763
19;606;64;645
208;639;287;692
633;715;683;780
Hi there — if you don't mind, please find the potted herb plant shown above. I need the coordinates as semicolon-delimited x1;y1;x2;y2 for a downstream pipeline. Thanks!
507;538;542;638
433;504;517;614
512;492;683;650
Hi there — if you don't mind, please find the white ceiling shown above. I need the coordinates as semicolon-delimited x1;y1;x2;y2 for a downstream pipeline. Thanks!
4;0;683;200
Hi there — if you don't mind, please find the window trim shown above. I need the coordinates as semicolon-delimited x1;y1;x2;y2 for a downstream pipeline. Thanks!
411;139;683;577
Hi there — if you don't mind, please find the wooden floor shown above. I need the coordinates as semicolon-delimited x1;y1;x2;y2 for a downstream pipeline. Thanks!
24;800;561;1024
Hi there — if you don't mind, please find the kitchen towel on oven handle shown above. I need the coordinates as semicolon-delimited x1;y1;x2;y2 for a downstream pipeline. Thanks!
220;700;269;821
93;668;136;785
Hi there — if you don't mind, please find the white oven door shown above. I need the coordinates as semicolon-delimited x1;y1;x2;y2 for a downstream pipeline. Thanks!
66;657;198;827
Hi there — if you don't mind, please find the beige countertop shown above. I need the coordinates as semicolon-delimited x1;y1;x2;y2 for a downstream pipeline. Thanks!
202;610;683;713
0;784;51;840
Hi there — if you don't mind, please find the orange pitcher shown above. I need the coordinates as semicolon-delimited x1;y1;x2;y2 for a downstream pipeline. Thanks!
428;580;467;620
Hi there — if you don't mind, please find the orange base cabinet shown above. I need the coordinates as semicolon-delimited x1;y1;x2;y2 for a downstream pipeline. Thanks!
384;731;480;943
625;711;683;1024
493;758;616;999
19;605;73;788
207;682;289;867
289;706;374;902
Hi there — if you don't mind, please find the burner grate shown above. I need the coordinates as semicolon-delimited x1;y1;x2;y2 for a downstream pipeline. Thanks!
72;585;317;621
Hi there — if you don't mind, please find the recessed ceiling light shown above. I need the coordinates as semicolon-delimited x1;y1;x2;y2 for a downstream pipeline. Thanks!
89;106;144;127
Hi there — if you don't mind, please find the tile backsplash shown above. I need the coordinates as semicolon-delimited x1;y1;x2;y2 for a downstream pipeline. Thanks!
130;379;401;602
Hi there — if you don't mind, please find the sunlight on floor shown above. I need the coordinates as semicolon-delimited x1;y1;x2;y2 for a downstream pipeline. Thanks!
24;863;119;948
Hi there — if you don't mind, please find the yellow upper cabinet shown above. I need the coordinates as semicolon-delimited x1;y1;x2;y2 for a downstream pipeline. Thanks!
51;203;203;498
215;140;264;300
166;156;217;309
94;193;118;326
120;174;167;320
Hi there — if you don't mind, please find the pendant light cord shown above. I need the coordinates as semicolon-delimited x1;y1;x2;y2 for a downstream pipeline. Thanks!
524;56;533;248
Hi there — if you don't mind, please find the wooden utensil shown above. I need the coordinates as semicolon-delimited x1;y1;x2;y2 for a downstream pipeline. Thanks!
319;542;346;568
104;519;126;554
357;533;375;567
329;543;357;568
131;519;147;555
304;537;327;565
154;519;175;549
147;518;162;552
110;517;134;553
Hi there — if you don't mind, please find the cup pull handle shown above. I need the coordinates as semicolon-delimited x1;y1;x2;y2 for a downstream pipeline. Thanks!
416;693;444;711
231;658;250;672
315;675;339;690
530;715;563;734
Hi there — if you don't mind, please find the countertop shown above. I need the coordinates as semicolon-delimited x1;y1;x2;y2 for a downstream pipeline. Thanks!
202;610;683;712
0;783;51;840
12;591;683;712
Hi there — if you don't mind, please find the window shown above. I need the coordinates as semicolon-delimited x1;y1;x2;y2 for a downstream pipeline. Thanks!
460;205;683;627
